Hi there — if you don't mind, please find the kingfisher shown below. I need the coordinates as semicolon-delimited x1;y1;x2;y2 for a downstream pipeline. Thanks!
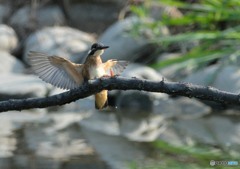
28;43;128;109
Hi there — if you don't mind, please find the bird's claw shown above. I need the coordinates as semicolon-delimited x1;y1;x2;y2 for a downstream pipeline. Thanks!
100;75;110;81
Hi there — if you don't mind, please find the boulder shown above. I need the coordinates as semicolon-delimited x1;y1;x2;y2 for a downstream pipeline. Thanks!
0;5;9;23
0;74;49;99
68;3;122;34
0;24;18;52
81;127;146;169
48;87;95;112
10;5;66;38
173;115;240;152
184;65;240;93
99;17;169;62
154;97;211;119
24;26;95;64
113;64;166;117
121;63;163;80
0;51;25;74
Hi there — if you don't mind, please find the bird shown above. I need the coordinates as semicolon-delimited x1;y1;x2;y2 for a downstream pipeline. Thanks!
28;43;128;109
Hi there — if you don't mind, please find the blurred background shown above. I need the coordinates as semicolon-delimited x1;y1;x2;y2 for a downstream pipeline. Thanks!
0;0;240;168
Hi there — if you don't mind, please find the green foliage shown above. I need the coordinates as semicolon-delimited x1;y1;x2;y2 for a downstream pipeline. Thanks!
130;0;240;70
129;140;239;169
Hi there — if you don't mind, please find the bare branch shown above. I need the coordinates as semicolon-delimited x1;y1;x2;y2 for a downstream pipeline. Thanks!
0;77;239;112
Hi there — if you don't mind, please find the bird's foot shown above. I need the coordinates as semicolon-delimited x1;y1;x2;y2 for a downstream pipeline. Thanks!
101;75;111;79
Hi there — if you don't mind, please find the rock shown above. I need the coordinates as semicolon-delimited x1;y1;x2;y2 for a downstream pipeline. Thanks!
0;5;9;23
24;26;95;64
116;91;154;120
112;64;166;117
22;112;95;158
69;3;122;34
0;74;49;99
154;97;211;119
79;110;166;142
80;111;120;136
172;115;240;152
184;65;240;93
81;128;146;169
99;16;169;62
0;51;25;74
0;110;47;159
121;63;163;80
173;118;216;145
0;110;47;134
48;87;95;112
119;115;167;142
207;116;240;151
0;24;18;52
157;53;186;80
10;5;66;38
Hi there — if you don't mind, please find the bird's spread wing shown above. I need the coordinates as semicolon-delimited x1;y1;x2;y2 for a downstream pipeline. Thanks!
28;51;84;90
103;59;128;76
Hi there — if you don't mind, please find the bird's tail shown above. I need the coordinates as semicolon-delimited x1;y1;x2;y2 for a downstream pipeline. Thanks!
95;90;108;109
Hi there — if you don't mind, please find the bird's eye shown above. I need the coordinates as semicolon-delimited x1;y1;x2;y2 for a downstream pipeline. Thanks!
91;43;98;49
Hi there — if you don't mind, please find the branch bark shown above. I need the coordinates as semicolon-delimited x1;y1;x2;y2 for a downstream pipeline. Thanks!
0;77;239;112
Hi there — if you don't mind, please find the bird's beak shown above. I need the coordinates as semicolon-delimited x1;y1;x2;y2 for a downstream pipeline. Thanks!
100;45;109;50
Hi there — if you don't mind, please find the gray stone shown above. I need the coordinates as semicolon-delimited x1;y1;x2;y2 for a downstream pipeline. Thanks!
81;128;146;169
184;65;240;93
0;51;25;74
207;116;240;151
48;87;95;112
0;24;18;52
113;64;167;120
157;53;187;80
122;63;163;80
0;5;9;23
154;97;211;119
172;115;240;152
119;115;167;142
69;3;122;34
0;110;47;158
80;110;168;142
173;118;216;145
80;111;120;136
0;74;49;98
22;112;94;159
24;26;95;64
10;5;66;37
99;17;169;61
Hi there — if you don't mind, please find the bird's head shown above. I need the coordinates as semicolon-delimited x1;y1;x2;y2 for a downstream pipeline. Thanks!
88;43;109;57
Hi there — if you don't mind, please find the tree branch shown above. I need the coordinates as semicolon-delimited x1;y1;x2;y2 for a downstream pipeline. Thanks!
0;77;239;112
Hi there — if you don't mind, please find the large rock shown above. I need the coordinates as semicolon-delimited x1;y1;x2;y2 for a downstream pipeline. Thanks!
69;3;122;34
0;51;25;74
99;17;169;62
184;65;240;93
121;63;163;80
0;109;46;159
0;5;9;23
48;88;95;112
0;24;18;52
24;26;95;64
113;64;166;117
81;127;146;169
10;5;66;38
173;115;240;152
0;74;49;99
154;97;211;119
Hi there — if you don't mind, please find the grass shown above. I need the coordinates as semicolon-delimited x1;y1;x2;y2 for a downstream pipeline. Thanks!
130;0;240;72
129;140;239;169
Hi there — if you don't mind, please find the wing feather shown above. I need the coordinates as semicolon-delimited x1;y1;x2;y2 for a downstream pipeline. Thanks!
103;60;128;76
28;51;84;90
